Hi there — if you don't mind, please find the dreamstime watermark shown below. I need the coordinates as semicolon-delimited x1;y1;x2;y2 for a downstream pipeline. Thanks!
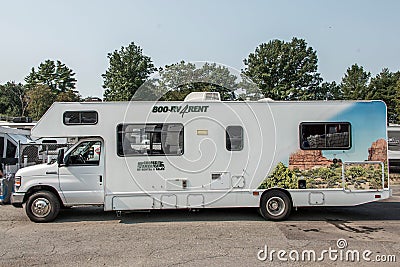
257;239;396;263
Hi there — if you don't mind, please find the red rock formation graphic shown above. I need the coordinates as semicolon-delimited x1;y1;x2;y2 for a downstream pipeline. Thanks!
368;139;387;162
289;150;333;170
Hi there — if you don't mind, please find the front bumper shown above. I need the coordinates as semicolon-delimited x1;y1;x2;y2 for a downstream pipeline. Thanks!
11;192;25;208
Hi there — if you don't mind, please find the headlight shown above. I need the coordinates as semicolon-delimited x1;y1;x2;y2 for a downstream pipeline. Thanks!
14;176;21;188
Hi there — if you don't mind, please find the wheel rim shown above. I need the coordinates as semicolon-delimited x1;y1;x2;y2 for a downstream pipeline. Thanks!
31;198;51;218
266;196;285;217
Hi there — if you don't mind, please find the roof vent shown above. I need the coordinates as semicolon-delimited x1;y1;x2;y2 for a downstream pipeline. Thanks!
184;92;221;102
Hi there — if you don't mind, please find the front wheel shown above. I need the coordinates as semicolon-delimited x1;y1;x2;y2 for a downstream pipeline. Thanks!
25;191;60;223
259;190;292;221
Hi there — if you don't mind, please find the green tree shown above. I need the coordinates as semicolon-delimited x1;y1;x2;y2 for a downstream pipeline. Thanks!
340;64;370;100
322;81;343;100
243;37;322;100
25;84;56;120
25;60;77;92
102;42;156;101
366;69;400;123
158;61;197;101
237;73;264;100
56;89;81;102
0;82;28;116
159;61;239;101
305;81;343;100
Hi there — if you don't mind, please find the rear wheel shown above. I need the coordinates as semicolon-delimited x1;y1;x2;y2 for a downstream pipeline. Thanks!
260;190;292;221
25;191;60;223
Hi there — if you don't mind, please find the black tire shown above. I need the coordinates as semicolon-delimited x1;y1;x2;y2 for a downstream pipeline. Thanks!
259;190;292;221
25;191;60;223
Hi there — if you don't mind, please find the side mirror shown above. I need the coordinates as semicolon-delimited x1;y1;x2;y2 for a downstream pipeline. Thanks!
57;149;65;166
64;155;70;166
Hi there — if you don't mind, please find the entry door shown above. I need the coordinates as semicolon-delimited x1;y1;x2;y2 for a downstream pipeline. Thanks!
58;140;104;205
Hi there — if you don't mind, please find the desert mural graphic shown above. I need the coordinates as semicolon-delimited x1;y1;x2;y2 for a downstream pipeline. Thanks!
259;101;389;190
259;139;387;190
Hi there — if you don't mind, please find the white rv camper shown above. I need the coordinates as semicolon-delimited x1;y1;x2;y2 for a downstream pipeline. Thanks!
12;93;391;222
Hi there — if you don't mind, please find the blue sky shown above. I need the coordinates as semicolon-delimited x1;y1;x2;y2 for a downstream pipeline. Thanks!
323;101;387;161
0;0;399;98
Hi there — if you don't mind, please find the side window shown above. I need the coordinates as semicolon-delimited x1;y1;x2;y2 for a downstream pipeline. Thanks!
6;140;17;158
117;123;184;156
0;137;4;157
64;111;98;125
67;141;101;165
300;122;351;150
226;126;243;151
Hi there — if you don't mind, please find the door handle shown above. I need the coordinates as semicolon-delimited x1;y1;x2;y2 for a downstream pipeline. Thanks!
46;171;58;175
99;175;103;183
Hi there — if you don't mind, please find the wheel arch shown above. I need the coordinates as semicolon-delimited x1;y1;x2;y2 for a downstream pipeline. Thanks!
23;185;64;206
259;188;294;208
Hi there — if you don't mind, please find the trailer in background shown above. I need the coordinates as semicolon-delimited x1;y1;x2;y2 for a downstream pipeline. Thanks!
0;126;72;204
388;124;400;173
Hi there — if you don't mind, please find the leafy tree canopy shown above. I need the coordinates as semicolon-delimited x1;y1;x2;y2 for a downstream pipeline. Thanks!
102;42;156;101
243;37;322;100
25;59;77;92
318;81;343;100
0;82;28;117
158;61;239;101
366;68;400;123
25;84;56;121
340;64;370;100
56;89;81;102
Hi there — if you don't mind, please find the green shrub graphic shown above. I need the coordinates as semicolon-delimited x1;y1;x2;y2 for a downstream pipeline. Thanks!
259;162;386;190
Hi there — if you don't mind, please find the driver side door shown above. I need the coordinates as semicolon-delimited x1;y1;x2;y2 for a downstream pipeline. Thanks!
58;139;104;205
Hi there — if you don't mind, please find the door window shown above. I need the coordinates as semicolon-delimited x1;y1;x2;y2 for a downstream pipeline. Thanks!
67;141;101;165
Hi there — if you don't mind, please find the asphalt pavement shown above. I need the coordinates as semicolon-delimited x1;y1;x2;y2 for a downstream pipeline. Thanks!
0;186;399;266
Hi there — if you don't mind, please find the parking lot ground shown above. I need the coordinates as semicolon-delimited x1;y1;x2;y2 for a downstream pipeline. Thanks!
0;186;399;266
